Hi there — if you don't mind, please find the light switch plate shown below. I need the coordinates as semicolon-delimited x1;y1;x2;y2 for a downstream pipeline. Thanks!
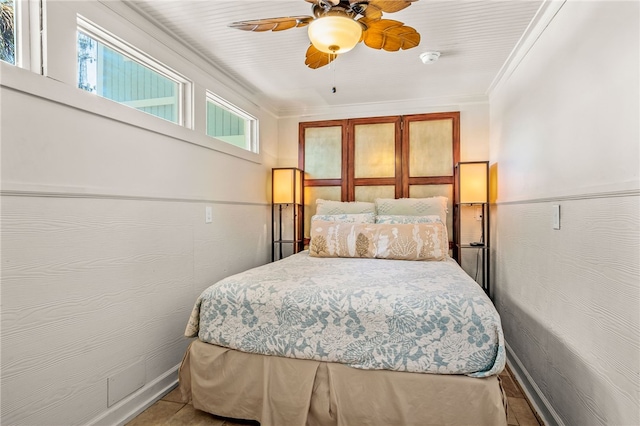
205;206;213;223
552;204;561;230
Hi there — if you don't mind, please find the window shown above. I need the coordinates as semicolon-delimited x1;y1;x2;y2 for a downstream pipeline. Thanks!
77;18;187;125
1;0;15;65
206;92;258;153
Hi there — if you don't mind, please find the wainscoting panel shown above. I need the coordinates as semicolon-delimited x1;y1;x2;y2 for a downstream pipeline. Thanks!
493;193;639;426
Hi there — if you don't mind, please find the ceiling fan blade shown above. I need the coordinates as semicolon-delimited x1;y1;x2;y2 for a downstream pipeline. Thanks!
305;44;338;69
360;18;420;51
351;0;417;20
229;16;313;32
305;0;341;5
363;5;383;20
368;0;417;13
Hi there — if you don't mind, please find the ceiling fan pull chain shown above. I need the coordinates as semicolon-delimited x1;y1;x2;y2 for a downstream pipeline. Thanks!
331;53;337;93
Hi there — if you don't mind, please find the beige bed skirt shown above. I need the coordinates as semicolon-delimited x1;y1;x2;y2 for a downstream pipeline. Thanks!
179;340;508;426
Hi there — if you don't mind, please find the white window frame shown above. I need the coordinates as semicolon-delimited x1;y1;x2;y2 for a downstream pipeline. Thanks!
76;16;191;127
206;91;259;154
2;0;40;71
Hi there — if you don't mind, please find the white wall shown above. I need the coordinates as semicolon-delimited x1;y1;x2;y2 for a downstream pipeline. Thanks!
0;1;277;425
489;1;639;425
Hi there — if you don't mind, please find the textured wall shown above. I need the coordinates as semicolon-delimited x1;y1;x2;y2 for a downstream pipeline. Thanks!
490;1;639;425
1;195;270;425
0;2;277;424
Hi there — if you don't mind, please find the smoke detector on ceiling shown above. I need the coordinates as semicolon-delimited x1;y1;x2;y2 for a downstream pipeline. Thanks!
420;51;440;64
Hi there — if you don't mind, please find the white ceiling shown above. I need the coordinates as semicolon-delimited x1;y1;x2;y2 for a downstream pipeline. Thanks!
127;0;543;116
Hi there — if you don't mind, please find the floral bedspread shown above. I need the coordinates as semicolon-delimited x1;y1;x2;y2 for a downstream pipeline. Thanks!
185;252;505;377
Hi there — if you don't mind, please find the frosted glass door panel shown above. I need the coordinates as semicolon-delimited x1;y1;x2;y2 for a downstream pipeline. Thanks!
354;186;395;203
408;183;452;199
305;127;342;179
354;123;396;178
409;119;453;177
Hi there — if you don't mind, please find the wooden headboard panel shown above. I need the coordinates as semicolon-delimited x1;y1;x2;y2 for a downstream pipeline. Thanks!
299;112;460;247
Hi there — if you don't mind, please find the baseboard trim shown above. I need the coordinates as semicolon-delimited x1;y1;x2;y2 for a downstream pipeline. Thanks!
85;363;180;426
505;342;564;426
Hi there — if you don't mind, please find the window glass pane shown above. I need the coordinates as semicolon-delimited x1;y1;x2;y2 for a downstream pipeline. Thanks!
77;31;180;124
1;0;16;65
206;94;256;152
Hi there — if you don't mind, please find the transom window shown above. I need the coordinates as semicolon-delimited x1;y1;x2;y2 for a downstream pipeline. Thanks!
206;92;258;153
77;17;188;125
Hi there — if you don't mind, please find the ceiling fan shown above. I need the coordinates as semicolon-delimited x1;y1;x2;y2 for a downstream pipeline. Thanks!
229;0;421;69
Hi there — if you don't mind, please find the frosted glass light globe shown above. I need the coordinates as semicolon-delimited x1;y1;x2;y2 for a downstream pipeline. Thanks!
308;16;362;54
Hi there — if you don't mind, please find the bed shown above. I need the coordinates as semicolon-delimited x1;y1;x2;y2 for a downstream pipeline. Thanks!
178;203;507;425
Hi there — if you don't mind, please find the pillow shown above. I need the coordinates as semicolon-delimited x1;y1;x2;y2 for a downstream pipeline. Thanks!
375;214;442;224
375;222;447;261
309;221;447;261
312;213;376;224
309;221;377;258
316;199;376;215
375;197;448;224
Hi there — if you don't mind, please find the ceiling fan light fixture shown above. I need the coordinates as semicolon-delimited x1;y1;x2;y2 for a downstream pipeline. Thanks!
308;15;362;54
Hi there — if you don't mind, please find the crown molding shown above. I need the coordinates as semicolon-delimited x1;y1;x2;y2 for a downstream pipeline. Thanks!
487;0;567;97
277;93;489;120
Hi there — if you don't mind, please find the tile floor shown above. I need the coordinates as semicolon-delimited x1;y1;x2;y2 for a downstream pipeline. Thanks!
500;366;544;426
126;365;542;426
124;386;257;426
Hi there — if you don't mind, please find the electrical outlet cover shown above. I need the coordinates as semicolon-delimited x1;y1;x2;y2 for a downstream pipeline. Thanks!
552;204;561;230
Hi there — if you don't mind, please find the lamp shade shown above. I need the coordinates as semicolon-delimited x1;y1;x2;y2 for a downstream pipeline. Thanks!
458;162;488;204
273;168;303;204
308;16;362;54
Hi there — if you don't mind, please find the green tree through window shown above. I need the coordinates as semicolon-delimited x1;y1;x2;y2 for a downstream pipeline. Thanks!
77;33;96;92
0;0;15;64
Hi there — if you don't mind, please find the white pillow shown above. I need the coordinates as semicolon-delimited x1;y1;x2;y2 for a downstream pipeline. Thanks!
374;197;448;224
312;213;376;224
315;199;376;215
375;214;442;224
